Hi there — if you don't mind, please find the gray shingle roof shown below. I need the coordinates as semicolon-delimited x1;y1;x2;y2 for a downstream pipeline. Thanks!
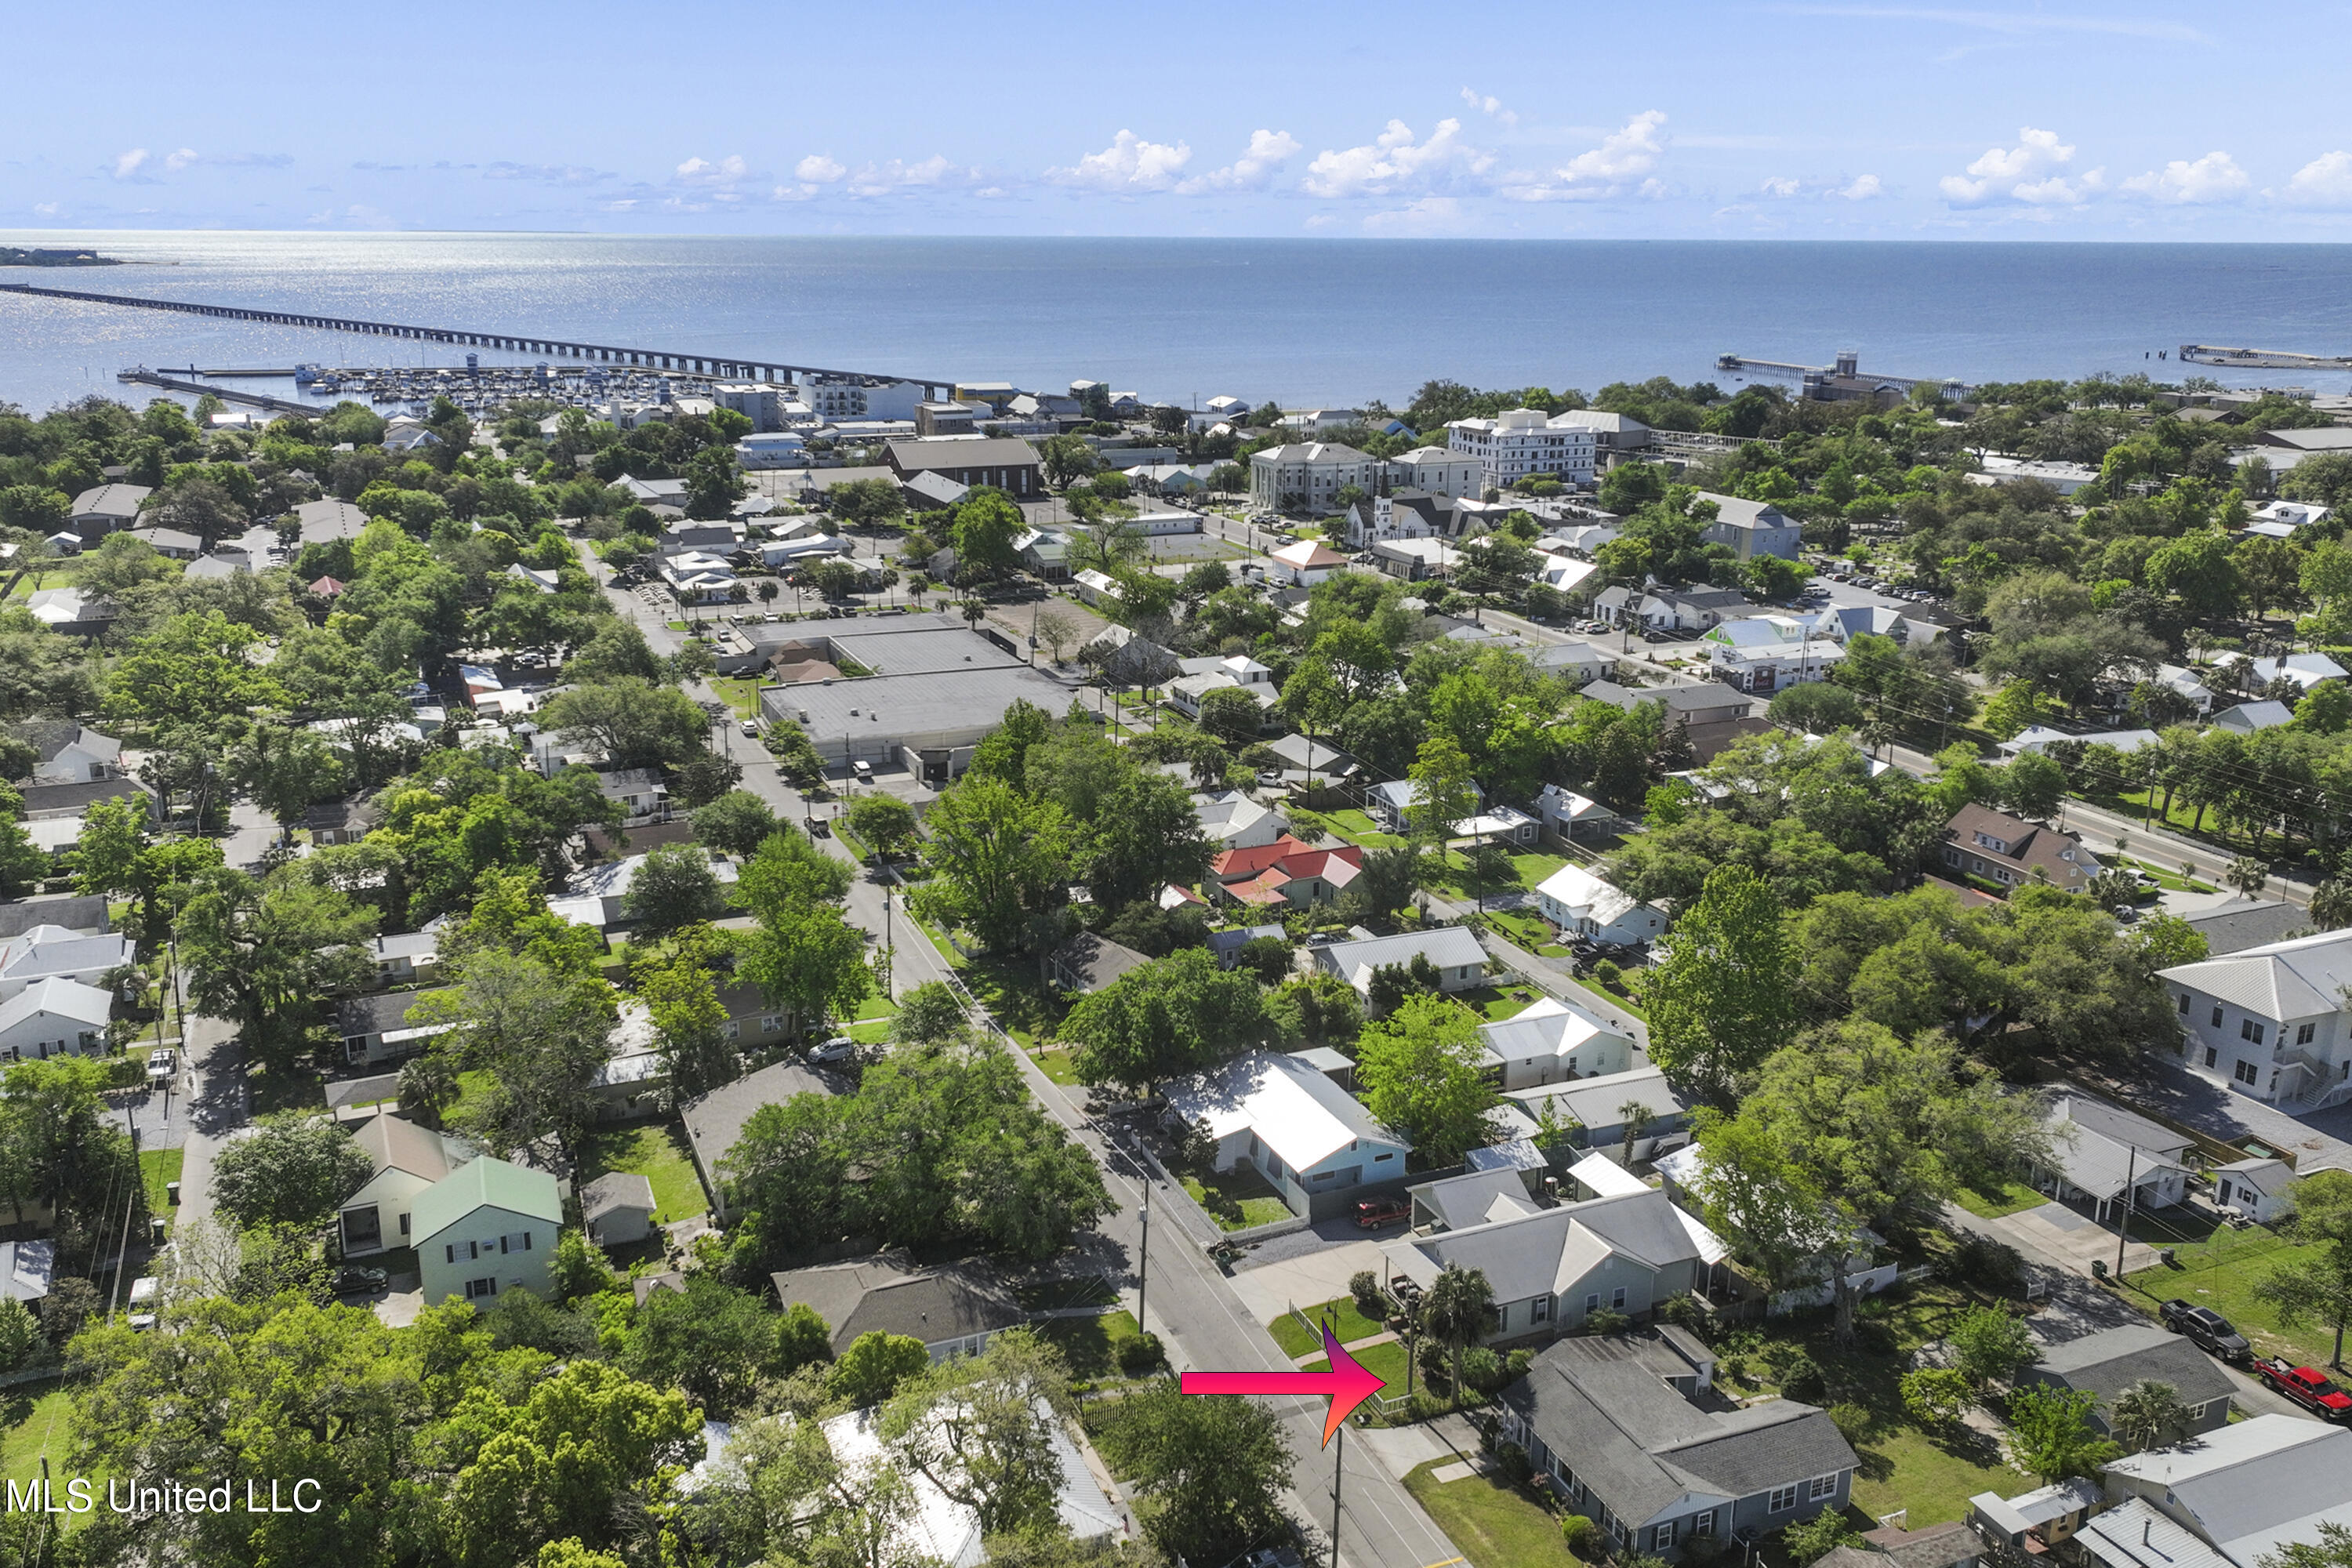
770;1254;1029;1352
681;1060;839;1187
2033;1322;2237;1416
2179;900;2318;957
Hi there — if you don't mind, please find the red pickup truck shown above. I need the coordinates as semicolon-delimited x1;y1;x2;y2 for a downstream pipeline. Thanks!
2254;1357;2352;1421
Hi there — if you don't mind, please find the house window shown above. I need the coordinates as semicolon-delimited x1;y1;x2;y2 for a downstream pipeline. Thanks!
1584;1293;1601;1314
1532;1296;1552;1323
464;1277;499;1301
400;1213;411;1236
1493;1305;1508;1333
445;1240;477;1264
722;1020;740;1040
1693;1511;1717;1540
1809;1474;1838;1501
2212;1005;2225;1028
1611;1287;1627;1310
1654;1523;1677;1552
1769;1484;1800;1513
500;1232;533;1254
2205;1047;2218;1069
2300;1022;2318;1046
2242;1018;2267;1045
2236;1060;2259;1086
2179;993;2191;1014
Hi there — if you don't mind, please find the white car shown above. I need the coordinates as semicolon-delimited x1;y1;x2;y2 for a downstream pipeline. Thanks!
147;1047;176;1087
808;1036;858;1064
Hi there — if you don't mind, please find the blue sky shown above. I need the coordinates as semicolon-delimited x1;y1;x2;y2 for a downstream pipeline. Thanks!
11;2;2352;239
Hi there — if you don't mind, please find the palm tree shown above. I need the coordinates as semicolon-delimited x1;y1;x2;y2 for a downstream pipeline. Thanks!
755;579;779;609
1619;1101;1657;1166
2225;857;2270;898
1420;1264;1496;1401
2312;877;2352;931
1859;717;1895;762
2107;1379;2190;1453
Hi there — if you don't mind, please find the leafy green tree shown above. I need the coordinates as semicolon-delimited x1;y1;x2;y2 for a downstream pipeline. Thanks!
539;677;711;770
893;980;970;1047
1645;865;1797;1101
1768;681;1866;734
690;789;779;858
1899;1367;1975;1427
622;1274;782;1417
2256;1232;2352;1367
2261;1521;2352;1568
844;791;921;858
2001;750;2067;820
880;1329;1073;1539
829;1330;932;1407
1083;772;1211;908
1095;1381;1295;1566
622;842;724;938
1355;994;1497;1167
408;950;613;1171
633;924;736;1099
229;722;347;834
1950;1305;2038;1387
736;897;873;1039
1405;733;1480;844
916;771;1073;950
1065;947;1279;1094
952;488;1026;583
0;1295;36;1374
211;1111;374;1229
1195;684;1263;748
175;864;377;1072
2007;1383;2122;1483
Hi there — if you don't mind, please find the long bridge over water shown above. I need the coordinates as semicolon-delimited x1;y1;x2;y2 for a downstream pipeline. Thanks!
0;281;953;395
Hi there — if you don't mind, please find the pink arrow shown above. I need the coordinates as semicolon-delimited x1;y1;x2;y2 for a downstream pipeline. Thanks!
1181;1326;1388;1446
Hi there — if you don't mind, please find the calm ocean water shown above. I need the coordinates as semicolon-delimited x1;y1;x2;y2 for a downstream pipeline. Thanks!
5;231;2352;416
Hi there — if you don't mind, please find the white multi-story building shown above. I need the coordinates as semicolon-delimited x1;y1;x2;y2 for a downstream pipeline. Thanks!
1445;409;1598;492
794;377;927;423
2161;931;2352;1112
1384;445;1485;498
1249;442;1381;515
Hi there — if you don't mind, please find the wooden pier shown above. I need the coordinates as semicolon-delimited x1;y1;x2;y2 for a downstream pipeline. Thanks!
2;281;952;394
2179;343;2352;371
114;369;333;416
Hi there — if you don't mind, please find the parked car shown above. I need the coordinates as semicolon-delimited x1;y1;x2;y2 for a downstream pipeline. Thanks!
332;1265;389;1298
2161;1298;2251;1361
1353;1196;1410;1229
808;1036;858;1064
740;719;759;738
147;1047;176;1087
2255;1356;2352;1420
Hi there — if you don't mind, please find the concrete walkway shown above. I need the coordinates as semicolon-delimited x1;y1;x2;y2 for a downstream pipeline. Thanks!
1225;1239;1393;1327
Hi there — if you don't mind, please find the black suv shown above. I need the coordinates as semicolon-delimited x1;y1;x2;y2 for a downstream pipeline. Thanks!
2161;1298;2252;1362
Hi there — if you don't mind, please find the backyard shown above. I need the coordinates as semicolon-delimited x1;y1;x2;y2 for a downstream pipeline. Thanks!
578;1123;706;1224
1178;1161;1293;1231
1;1381;70;1487
1949;1177;2048;1220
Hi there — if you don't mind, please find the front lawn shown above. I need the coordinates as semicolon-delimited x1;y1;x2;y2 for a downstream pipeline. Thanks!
1;1381;71;1487
1032;1045;1083;1085
1726;1272;2033;1526
1298;1338;1412;1389
1038;1308;1151;1385
1179;1163;1294;1231
1403;1460;1584;1568
578;1123;707;1224
958;952;1069;1047
1950;1177;2049;1220
1571;975;1645;1018
1459;986;1536;1023
1267;1294;1391;1358
706;675;761;718
1306;808;1406;849
847;993;898;1046
2118;1218;2333;1367
140;1147;183;1230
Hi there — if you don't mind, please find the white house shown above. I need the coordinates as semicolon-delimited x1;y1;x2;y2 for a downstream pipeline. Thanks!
567;850;739;930
1535;864;1669;946
413;1156;562;1306
1694;493;1802;561
1367;776;1485;835
1384;445;1485;498
2213;699;2295;734
0;927;133;1002
1249;442;1381;515
1315;925;1489;997
1702;616;1846;695
2238;652;2347;694
2027;1094;2191;1221
1535;783;1613;841
336;1110;478;1258
1479;995;1638;1091
0;978;111;1063
1445;409;1599;490
2250;499;2330;535
1163;1050;1411;1217
14;722;122;784
1191;789;1290;850
1265;539;1350;586
2210;1156;2294;1224
735;431;808;469
2161;929;2352;1112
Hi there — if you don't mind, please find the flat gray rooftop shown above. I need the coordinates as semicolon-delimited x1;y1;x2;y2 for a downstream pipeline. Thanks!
817;613;1023;675
771;662;1074;749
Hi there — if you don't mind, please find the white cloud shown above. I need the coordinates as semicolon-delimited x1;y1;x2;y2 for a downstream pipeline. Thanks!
675;154;752;185
112;149;150;180
1506;111;1668;201
1363;196;1468;234
1460;87;1519;125
796;154;846;183
1838;173;1885;200
164;147;199;173
2285;151;2352;208
1048;130;1193;191
1174;129;1302;194
1303;118;1494;198
32;203;59;217
1939;127;2103;205
485;162;612;186
1761;176;1802;198
845;155;978;197
2121;151;2249;204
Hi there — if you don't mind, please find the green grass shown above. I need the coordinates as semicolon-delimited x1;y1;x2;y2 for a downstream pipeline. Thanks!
1016;1275;1118;1312
1298;1339;1412;1389
955;952;1070;1047
1037;1308;1149;1384
2118;1218;2335;1367
578;1123;707;1224
248;1064;326;1116
1728;1269;2032;1526
847;993;898;1045
1033;1046;1083;1085
1570;975;1646;1018
1482;908;1554;950
706;675;761;718
1460;986;1535;1023
1403;1460;1585;1568
140;1147;183;1231
1950;1177;2049;1220
1268;1295;1391;1358
1179;1164;1294;1231
1310;808;1406;848
1;1382;72;1487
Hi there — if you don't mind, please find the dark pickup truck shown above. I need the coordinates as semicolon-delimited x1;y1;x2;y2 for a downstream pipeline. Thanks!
2160;1298;2252;1362
2254;1356;2352;1421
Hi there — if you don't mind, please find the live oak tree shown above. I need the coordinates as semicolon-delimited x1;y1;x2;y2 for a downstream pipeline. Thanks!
538;677;711;771
1644;864;1798;1102
916;771;1073;951
1065;947;1279;1095
175;863;379;1073
1355;993;1498;1167
621;841;725;938
211;1111;375;1229
844;790;921;859
1095;1381;1295;1566
829;1330;933;1407
408;949;615;1171
689;788;780;858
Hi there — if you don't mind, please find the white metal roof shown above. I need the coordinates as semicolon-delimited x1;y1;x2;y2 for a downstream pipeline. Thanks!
1534;862;1644;927
0;975;113;1033
1480;994;1629;1069
2161;927;2352;1022
1164;1050;1406;1171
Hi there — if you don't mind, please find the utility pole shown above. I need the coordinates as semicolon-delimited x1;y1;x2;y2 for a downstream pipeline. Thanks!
2115;1144;2137;1278
1136;1190;1150;1354
1330;1420;1348;1568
